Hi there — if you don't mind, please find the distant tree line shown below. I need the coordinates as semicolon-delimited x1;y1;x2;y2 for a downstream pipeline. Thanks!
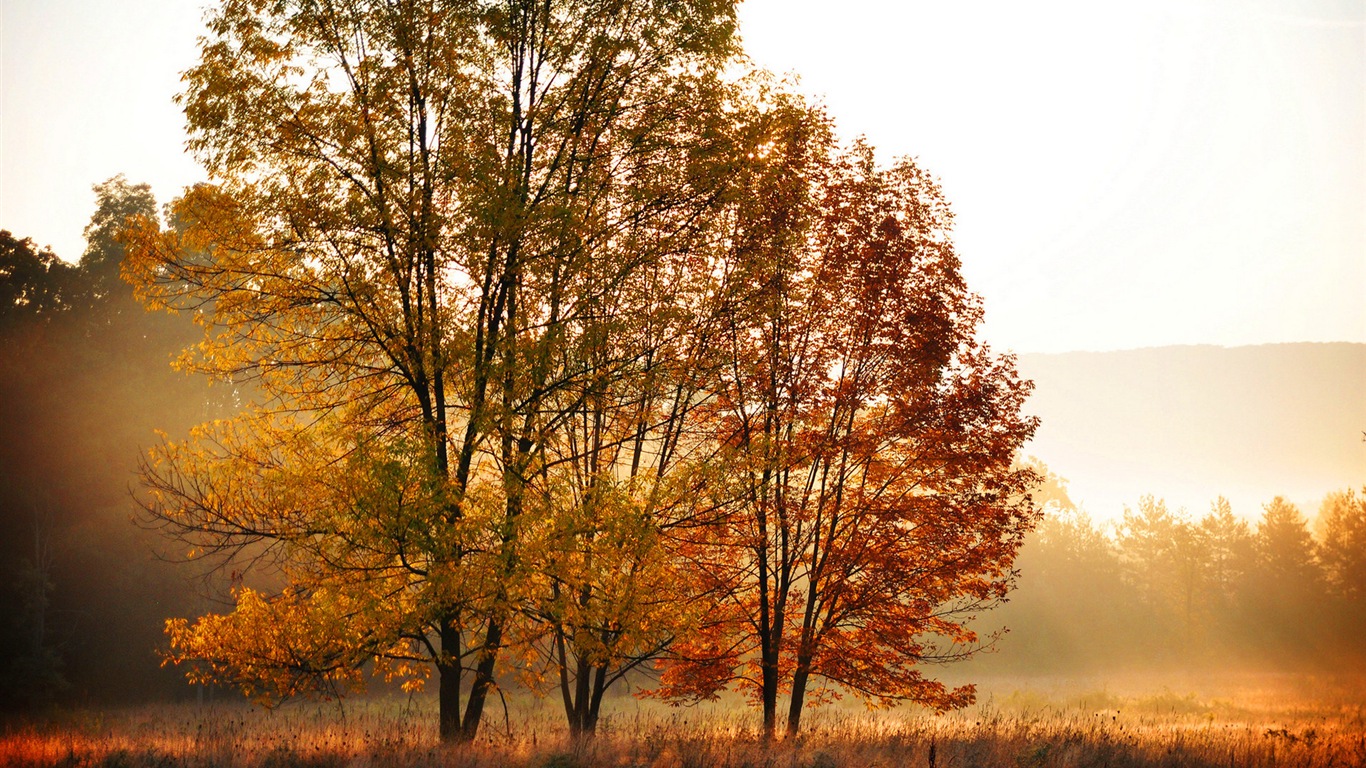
980;463;1366;674
0;178;224;711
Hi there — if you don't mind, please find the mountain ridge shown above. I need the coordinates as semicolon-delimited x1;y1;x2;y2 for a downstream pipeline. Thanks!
1013;341;1365;522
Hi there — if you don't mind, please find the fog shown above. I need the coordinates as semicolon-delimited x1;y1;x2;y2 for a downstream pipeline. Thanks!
2;205;1364;715
1016;344;1366;522
961;482;1366;682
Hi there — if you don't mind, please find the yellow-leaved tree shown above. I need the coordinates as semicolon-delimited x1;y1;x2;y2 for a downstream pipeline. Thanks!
124;0;743;743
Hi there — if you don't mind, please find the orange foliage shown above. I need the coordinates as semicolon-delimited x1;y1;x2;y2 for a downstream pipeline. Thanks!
653;119;1040;738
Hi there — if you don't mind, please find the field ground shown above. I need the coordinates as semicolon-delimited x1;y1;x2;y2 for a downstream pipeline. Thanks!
2;675;1363;767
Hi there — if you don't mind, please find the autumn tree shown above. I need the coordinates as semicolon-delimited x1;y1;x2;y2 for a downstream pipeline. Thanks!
0;231;80;325
125;0;741;743
657;115;1039;739
509;119;747;735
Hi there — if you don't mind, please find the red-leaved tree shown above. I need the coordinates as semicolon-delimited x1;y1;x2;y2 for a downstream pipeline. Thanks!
657;118;1040;739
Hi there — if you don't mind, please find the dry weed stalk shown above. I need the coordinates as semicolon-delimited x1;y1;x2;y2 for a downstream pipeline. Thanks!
1;690;1363;768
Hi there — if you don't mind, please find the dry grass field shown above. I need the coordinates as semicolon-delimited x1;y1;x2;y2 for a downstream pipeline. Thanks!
2;676;1363;767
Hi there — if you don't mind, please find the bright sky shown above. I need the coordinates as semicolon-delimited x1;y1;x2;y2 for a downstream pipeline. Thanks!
2;0;1363;354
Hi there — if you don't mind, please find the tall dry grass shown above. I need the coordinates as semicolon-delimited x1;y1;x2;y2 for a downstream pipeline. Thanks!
3;680;1363;767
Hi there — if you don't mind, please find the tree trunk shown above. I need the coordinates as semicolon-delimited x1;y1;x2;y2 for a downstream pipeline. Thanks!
568;651;592;737
590;667;608;733
461;613;504;740
438;617;462;743
786;657;812;737
760;635;778;741
788;558;823;738
559;635;613;739
756;495;779;742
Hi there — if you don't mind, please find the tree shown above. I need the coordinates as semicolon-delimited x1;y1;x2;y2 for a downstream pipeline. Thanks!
505;111;747;734
1116;497;1211;655
1197;497;1254;624
655;126;1039;739
1243;496;1324;657
125;0;741;743
1256;497;1320;583
0;231;80;325
82;175;158;307
1017;456;1077;515
0;495;66;709
1317;488;1366;600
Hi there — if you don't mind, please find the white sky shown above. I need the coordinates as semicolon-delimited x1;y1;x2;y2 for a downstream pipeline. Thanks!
2;0;1363;355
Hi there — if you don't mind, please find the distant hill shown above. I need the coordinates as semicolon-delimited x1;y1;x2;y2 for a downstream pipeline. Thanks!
1015;343;1366;523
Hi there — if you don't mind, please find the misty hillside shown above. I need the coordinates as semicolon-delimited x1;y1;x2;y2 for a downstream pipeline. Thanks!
1016;342;1366;521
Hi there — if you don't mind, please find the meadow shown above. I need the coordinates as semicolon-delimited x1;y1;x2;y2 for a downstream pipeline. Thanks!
3;675;1362;768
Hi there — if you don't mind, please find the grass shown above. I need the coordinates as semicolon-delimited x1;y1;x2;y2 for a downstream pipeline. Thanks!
3;678;1364;767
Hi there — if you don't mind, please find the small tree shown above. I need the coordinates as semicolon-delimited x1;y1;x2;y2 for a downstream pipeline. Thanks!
1317;488;1366;600
1242;497;1324;658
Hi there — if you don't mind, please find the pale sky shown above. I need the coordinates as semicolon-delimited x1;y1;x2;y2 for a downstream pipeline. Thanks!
2;0;1363;356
